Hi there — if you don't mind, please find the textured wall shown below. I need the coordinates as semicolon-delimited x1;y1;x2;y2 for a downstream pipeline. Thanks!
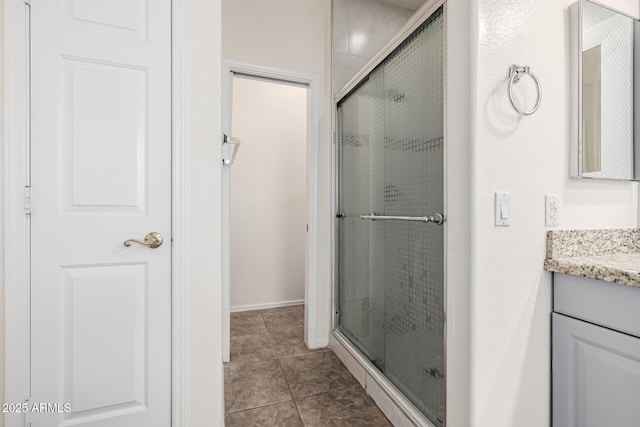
464;0;638;425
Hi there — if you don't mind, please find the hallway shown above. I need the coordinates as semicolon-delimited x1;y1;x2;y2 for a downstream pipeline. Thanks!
224;305;391;426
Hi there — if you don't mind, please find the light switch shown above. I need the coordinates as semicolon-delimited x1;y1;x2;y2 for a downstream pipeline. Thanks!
495;192;510;226
501;200;509;219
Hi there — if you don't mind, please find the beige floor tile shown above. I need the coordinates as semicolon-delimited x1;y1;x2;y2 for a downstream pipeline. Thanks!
230;332;276;363
280;351;358;399
296;385;392;427
231;311;268;336
225;401;303;427
275;342;328;358
262;306;305;331
224;359;292;414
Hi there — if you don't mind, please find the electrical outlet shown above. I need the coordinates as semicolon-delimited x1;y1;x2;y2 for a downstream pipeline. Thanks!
545;195;559;226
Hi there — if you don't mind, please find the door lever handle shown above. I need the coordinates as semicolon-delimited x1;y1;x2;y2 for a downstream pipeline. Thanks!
124;232;164;249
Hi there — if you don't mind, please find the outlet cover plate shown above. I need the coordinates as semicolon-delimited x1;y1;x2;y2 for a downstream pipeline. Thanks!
545;195;559;226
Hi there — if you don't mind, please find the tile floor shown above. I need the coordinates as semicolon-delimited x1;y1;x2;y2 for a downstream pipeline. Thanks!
224;305;392;426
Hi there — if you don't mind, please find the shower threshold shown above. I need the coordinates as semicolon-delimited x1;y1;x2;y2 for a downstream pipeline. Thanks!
329;330;437;427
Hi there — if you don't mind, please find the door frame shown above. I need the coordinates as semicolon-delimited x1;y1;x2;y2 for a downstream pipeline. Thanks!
3;1;189;426
221;60;321;361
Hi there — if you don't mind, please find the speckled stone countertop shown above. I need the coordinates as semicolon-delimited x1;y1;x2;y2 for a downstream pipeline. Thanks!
544;228;640;287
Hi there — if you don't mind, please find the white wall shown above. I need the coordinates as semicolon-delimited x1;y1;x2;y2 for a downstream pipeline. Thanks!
445;0;472;425
0;1;5;425
184;0;224;425
222;0;332;345
230;76;307;309
456;0;638;426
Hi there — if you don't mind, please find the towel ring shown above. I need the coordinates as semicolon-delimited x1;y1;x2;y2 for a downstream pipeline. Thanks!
508;65;542;116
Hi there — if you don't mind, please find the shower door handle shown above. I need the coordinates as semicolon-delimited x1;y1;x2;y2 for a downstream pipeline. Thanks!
222;134;241;165
360;212;446;225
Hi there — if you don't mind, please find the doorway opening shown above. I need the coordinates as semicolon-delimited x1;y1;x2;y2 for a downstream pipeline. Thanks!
230;75;307;310
222;62;321;362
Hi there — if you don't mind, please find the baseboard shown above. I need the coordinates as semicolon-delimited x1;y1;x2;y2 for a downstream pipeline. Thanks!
230;299;304;313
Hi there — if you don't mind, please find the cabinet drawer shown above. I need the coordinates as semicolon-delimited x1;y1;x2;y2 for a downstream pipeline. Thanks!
553;313;640;427
553;274;640;338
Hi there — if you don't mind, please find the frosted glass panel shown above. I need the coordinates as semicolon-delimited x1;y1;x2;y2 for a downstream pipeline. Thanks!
337;7;444;426
383;10;444;424
337;68;385;366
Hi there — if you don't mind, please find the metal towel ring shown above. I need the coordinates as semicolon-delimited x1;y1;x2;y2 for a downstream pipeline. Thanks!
508;65;542;116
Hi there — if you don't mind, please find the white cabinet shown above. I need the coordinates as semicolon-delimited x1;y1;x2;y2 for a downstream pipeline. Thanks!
553;274;640;427
553;313;640;427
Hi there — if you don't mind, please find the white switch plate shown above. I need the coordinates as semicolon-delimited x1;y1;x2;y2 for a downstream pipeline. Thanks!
495;192;510;226
545;195;559;226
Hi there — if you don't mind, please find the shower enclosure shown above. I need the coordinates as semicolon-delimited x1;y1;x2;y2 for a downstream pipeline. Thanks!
335;5;445;426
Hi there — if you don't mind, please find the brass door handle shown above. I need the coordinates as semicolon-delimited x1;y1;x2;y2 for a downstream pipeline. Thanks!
124;232;164;249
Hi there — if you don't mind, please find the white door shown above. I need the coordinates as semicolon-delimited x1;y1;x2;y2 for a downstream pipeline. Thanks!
30;1;172;426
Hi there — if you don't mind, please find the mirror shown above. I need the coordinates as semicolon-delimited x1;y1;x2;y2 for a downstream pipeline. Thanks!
570;0;640;180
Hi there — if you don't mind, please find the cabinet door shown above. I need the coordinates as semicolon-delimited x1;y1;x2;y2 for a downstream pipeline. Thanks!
553;313;640;427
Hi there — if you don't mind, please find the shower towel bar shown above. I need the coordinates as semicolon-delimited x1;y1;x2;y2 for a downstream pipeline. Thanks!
360;212;446;225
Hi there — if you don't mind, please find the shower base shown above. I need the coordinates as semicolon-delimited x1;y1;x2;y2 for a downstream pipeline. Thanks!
329;330;436;427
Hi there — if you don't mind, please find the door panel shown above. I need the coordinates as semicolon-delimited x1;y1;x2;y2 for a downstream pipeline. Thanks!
62;59;148;212
63;264;147;414
66;0;147;39
30;0;171;426
382;11;444;423
553;313;640;427
336;69;384;363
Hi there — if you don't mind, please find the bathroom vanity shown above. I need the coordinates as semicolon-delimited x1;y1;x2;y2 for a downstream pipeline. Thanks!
545;229;640;426
546;2;640;424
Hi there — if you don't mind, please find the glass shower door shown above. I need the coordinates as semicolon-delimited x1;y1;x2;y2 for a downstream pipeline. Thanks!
337;67;386;369
381;9;444;425
337;7;444;426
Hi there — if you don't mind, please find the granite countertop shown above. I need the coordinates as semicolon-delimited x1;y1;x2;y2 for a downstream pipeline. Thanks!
544;228;640;287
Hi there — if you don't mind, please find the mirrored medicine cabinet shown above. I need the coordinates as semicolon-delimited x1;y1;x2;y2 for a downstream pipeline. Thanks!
570;0;640;181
